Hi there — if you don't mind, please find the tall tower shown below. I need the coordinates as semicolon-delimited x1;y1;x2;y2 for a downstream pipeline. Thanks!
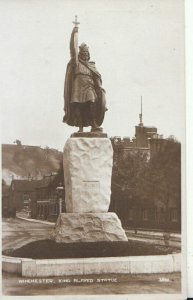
135;96;157;148
139;96;143;127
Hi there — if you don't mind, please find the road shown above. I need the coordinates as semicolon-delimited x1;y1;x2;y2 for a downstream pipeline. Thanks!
2;217;181;296
2;217;54;251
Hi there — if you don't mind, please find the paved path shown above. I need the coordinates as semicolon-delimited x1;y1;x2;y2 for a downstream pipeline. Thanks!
125;230;181;249
2;217;54;251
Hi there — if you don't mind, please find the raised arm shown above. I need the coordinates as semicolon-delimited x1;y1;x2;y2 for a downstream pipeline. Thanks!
70;26;78;63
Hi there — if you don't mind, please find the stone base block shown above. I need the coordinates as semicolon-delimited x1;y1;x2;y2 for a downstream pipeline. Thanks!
63;138;113;213
51;212;128;243
71;132;107;138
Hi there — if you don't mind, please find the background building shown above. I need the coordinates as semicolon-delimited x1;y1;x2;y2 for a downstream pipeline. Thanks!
9;178;39;212
32;173;65;222
110;106;181;232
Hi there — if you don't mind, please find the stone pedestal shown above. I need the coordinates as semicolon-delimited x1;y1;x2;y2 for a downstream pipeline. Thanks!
51;137;127;243
63;138;113;213
71;132;107;138
51;213;128;243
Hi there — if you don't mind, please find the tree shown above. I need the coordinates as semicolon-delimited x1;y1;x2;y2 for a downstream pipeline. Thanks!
110;146;149;221
136;139;181;230
110;138;181;231
52;161;64;188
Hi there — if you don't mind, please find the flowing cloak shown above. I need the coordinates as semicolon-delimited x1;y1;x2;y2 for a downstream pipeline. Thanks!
63;58;106;127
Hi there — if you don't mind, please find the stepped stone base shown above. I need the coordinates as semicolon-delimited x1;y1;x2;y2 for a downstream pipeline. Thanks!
51;213;128;243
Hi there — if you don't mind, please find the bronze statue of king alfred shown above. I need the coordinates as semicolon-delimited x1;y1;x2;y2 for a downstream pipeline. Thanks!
63;16;107;133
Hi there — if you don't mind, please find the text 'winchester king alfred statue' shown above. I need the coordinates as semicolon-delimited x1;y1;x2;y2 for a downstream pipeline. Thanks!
63;16;107;133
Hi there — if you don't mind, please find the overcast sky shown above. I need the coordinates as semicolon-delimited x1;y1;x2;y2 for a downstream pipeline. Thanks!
1;0;185;150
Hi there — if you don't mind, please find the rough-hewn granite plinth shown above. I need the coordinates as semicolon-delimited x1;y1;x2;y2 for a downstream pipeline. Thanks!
51;213;128;243
63;138;113;213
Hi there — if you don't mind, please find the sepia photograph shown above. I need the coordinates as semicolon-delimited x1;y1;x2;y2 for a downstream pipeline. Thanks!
1;0;186;298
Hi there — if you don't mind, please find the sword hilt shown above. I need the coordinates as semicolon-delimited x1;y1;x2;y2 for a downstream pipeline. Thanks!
72;15;80;28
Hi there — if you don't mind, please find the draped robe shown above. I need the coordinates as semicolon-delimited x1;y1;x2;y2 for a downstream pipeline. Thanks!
63;27;106;127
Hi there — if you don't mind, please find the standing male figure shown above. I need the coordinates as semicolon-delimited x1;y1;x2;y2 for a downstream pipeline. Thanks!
63;17;107;132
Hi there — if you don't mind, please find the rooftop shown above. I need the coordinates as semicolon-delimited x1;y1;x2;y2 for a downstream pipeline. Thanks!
11;179;40;192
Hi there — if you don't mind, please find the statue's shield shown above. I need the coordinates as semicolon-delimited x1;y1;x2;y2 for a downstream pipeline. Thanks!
96;90;107;127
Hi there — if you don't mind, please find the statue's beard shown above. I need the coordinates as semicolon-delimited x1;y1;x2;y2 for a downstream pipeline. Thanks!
79;52;90;62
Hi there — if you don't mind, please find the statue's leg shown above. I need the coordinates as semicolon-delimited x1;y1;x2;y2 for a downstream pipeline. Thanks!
89;101;98;129
74;103;83;132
